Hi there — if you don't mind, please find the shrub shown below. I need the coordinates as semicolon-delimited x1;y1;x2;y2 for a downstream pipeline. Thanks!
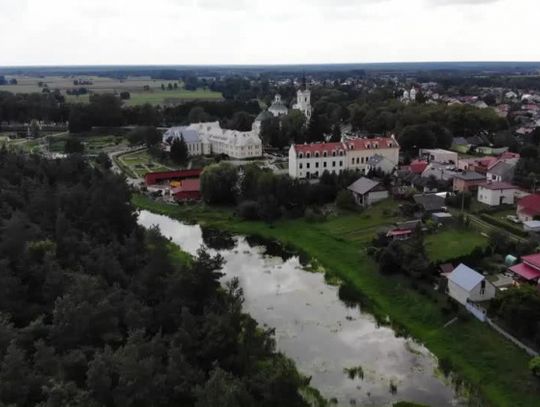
335;189;357;211
237;200;259;220
529;356;540;377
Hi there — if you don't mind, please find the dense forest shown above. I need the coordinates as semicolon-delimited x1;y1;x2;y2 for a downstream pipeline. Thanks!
0;149;309;407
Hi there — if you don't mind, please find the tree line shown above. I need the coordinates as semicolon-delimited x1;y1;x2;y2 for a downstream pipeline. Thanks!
0;149;310;407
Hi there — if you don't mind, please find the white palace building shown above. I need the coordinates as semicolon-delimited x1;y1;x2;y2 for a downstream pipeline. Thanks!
163;121;263;160
288;136;400;179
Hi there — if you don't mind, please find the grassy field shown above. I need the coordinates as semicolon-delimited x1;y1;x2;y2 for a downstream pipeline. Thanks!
132;195;540;407
1;75;223;106
425;228;488;262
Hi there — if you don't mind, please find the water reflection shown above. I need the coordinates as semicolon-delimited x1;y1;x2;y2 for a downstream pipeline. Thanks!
137;210;462;407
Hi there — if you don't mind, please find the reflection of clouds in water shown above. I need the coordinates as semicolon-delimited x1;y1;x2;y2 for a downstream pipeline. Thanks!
137;211;458;407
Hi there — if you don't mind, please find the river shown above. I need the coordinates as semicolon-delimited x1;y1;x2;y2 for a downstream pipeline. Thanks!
138;210;462;407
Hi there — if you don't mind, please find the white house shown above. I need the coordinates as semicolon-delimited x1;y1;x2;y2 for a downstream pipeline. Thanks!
347;177;388;207
486;161;516;183
477;182;526;206
447;263;496;306
288;136;399;179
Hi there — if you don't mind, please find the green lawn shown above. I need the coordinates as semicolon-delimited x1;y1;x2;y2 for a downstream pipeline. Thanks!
425;228;487;262
132;195;540;407
117;149;177;178
125;88;223;106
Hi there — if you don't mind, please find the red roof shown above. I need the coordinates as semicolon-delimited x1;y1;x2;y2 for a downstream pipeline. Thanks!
144;169;203;185
386;229;413;237
479;182;519;191
409;159;428;174
498;151;520;160
344;137;398;150
517;194;540;216
509;263;540;281
522;253;540;271
293;142;345;155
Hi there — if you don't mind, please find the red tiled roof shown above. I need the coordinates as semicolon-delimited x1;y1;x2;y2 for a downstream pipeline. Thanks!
344;137;397;150
509;263;540;281
409;159;428;174
439;263;455;274
174;178;200;192
479;182;520;191
517;194;540;216
499;151;520;160
293;142;345;155
386;229;413;237
522;253;540;271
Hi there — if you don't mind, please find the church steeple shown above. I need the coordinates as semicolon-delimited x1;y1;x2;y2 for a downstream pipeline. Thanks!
300;72;307;91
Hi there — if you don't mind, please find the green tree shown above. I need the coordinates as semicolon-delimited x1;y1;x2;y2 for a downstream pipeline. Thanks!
64;137;85;154
170;136;189;165
201;163;238;205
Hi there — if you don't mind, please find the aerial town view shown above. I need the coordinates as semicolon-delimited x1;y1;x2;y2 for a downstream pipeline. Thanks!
0;0;539;406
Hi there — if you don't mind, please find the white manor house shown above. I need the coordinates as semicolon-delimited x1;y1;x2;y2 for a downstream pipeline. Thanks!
163;121;263;160
288;136;400;179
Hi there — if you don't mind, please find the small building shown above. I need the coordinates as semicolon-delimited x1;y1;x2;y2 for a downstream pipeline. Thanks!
432;212;453;224
268;94;289;117
172;178;201;202
347;177;389;207
517;194;540;222
386;228;413;241
413;193;446;213
447;263;496;316
477;182;524;206
144;169;203;186
452;171;485;193
509;253;540;284
419;148;458;164
408;159;428;174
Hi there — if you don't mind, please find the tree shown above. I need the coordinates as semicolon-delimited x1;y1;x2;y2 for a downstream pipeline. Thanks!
95;152;112;169
29;119;40;138
530;356;540;377
330;123;341;142
170;136;189;165
64;137;85;154
335;189;356;210
68;105;92;133
195;367;253;407
188;106;210;123
226;111;253;131
201;163;238;205
161;84;165;90
127;126;161;147
119;91;130;100
167;83;173;91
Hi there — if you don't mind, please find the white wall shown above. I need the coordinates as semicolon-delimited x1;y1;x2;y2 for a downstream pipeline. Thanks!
367;190;389;206
448;279;495;306
477;186;518;206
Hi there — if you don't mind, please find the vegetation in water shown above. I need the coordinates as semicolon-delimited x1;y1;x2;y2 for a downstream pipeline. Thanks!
343;365;364;380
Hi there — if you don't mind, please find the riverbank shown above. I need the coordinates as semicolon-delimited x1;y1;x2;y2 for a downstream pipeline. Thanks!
133;194;540;407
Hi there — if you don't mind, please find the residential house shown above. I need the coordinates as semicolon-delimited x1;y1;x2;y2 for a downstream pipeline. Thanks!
452;171;485;192
432;212;453;224
451;137;471;153
477;182;527;206
386;219;422;241
144;169;203;187
171;178;201;202
509;253;540;285
447;263;496;320
517;194;540;222
347;177;389;207
413;193;446;213
486;161;516;183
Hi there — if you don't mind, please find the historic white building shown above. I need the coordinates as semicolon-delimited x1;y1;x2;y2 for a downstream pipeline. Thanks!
288;136;399;179
292;88;312;119
163;121;263;159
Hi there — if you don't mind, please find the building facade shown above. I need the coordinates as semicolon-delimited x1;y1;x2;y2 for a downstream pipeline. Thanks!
292;88;312;119
477;183;525;206
288;136;399;179
164;122;263;160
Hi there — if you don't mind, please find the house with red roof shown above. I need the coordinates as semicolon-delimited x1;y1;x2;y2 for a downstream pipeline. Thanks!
171;178;201;202
288;136;399;179
509;253;540;285
517;194;540;222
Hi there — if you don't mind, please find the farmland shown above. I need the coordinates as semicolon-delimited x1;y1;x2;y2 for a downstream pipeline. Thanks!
0;75;223;106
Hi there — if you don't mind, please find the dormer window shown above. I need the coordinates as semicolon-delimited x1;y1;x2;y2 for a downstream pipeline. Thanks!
307;152;311;158
332;151;336;157
323;151;327;157
299;153;303;159
315;152;319;158
339;150;344;156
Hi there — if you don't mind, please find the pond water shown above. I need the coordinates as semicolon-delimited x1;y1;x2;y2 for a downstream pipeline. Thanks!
138;210;463;407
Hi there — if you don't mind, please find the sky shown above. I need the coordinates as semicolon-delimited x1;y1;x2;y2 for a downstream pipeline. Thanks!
0;0;538;66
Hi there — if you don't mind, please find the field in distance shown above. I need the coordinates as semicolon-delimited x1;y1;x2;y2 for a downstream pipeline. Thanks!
0;75;223;106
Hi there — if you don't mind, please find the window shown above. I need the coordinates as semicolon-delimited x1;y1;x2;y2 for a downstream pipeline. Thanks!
323;162;327;168
323;151;327;157
332;161;336;167
351;158;354;165
480;280;486;295
298;153;303;159
339;151;344;156
315;152;319;158
306;163;310;169
332;151;336;157
299;163;303;169
315;162;319;168
307;153;311;158
339;161;343;166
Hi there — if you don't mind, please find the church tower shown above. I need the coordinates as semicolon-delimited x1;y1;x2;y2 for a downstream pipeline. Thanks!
293;74;312;119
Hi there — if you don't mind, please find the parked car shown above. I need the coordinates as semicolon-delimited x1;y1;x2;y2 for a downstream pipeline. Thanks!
506;215;521;224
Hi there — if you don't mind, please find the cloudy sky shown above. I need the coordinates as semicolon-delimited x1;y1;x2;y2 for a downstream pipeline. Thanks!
0;0;538;66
